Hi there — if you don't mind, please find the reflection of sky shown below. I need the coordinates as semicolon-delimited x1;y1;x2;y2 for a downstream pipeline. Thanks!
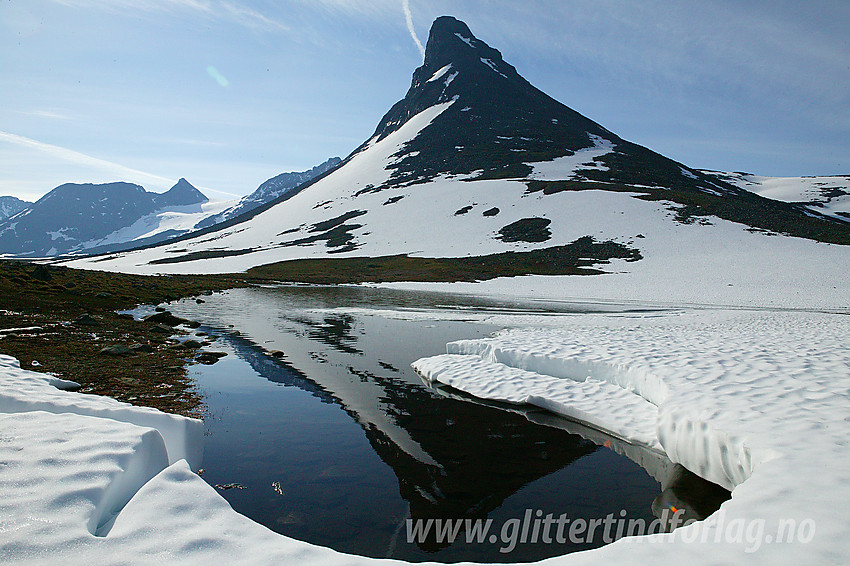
2;1;848;201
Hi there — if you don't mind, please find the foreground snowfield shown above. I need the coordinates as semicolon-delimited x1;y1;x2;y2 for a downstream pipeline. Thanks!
2;302;849;564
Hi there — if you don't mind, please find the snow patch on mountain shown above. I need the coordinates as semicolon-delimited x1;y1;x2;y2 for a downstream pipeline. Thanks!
454;32;474;47
443;70;458;88
526;134;614;181
0;196;29;220
197;157;341;229
427;63;452;82
77;199;236;251
480;57;507;78
47;228;75;242
702;171;850;222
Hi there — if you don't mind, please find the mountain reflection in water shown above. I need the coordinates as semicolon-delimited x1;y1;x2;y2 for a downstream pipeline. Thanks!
173;286;728;563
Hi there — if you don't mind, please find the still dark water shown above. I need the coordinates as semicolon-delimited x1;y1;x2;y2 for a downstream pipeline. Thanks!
168;286;725;563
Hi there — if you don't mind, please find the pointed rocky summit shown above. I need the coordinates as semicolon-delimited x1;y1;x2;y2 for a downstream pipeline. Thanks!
155;178;209;208
60;16;850;274
364;16;721;194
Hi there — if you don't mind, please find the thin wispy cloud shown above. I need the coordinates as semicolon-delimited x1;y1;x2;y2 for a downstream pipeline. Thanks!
292;0;398;18
402;0;425;59
21;109;73;120
48;0;288;33
218;1;290;32
0;130;176;189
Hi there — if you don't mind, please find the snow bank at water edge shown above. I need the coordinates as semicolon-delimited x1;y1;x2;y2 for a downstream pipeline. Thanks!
414;310;850;563
0;356;202;468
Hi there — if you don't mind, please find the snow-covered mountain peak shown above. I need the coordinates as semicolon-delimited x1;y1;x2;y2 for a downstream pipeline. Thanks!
60;16;850;275
361;16;624;188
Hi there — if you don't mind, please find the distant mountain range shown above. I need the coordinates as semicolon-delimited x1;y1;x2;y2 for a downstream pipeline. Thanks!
0;160;340;258
196;157;341;229
63;15;848;276
0;179;208;257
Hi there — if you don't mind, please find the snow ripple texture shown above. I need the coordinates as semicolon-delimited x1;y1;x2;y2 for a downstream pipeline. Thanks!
413;311;850;564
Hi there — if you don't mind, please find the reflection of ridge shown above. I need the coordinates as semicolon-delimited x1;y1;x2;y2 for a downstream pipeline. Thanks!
285;313;363;355
203;327;338;405
298;360;601;553
201;324;439;465
203;325;601;553
425;380;731;529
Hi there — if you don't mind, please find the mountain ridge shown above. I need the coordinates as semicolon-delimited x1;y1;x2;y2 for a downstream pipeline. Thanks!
0;179;209;257
0;156;344;257
196;157;341;229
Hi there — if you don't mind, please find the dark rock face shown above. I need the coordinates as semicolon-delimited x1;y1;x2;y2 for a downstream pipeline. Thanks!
153;178;208;208
356;16;726;195
358;16;619;186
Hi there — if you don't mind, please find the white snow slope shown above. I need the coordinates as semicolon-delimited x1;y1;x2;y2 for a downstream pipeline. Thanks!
59;103;850;314
74;199;236;253
702;170;850;222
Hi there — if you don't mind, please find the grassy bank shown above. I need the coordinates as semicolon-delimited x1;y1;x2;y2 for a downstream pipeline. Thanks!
0;261;244;416
0;240;637;415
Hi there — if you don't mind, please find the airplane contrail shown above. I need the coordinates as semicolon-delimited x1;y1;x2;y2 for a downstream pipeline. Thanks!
402;0;425;60
0;130;176;189
0;130;245;200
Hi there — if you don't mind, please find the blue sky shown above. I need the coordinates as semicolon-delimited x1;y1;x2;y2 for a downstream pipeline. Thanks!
1;1;848;202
